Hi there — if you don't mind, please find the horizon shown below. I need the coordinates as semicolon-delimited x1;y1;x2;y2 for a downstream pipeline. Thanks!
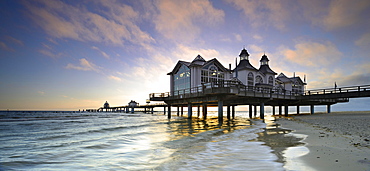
1;0;370;110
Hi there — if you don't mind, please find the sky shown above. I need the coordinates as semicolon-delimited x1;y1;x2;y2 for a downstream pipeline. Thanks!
1;0;370;111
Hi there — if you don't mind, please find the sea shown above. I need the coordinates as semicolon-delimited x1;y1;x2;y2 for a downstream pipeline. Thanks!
0;111;308;171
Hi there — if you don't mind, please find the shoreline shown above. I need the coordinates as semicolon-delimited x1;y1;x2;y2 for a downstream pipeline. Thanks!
273;111;370;171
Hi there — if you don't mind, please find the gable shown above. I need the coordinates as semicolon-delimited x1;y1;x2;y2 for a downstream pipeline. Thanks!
168;61;190;75
202;58;230;72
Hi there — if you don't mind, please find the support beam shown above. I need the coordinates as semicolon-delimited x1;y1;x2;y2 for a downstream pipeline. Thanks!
327;104;331;113
254;105;257;117
279;106;282;115
310;105;315;114
181;106;183;116
197;106;200;118
168;105;171;119
249;105;253;118
177;106;180;116
164;106;166;115
188;103;192;119
232;106;235;119
151;107;154;114
260;103;265;119
131;107;134;114
218;100;223;122
297;105;300;115
227;105;231;120
202;103;207;119
272;106;275;115
284;105;289;117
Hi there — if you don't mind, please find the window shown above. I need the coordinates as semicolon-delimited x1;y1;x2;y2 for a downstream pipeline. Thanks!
247;72;254;86
268;76;273;85
174;65;190;92
201;65;225;83
255;75;263;84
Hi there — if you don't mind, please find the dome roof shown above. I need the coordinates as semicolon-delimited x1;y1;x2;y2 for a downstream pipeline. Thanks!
260;54;269;62
239;48;250;57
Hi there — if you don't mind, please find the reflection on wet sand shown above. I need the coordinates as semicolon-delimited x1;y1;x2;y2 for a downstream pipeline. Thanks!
163;117;253;140
256;116;305;163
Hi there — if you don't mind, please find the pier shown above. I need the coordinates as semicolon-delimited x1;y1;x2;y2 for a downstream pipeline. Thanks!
149;81;370;121
86;103;168;114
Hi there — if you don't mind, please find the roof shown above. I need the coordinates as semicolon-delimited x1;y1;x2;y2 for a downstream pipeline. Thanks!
260;54;269;62
167;60;190;75
190;54;206;66
192;54;206;62
276;73;292;83
234;59;258;71
276;73;306;85
259;65;277;75
239;48;250;57
168;57;230;75
202;58;230;72
290;77;307;85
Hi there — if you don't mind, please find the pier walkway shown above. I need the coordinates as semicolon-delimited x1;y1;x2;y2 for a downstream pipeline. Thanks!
86;103;167;113
149;81;370;120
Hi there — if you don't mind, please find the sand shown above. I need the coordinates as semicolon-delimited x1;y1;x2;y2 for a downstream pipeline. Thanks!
274;111;370;171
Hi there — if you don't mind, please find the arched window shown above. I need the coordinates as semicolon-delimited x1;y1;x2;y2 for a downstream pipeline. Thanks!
268;76;273;85
201;65;225;83
247;72;254;86
255;75;263;84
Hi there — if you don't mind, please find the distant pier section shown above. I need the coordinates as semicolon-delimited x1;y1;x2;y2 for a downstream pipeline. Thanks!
86;100;167;114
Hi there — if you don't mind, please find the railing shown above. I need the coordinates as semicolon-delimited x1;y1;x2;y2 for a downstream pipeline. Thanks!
304;84;370;95
150;80;301;100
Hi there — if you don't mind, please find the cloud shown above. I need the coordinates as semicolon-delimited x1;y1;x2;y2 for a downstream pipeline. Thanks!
0;41;14;52
280;41;342;67
173;44;221;61
6;36;24;46
23;0;155;47
92;46;110;59
154;0;224;42
235;34;242;42
108;75;122;82
355;33;370;47
323;0;370;30
301;0;370;30
226;0;290;30
39;49;62;58
66;58;100;72
253;35;263;41
38;91;45;95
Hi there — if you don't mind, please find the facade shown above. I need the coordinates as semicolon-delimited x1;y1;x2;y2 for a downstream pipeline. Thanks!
167;48;306;95
168;55;231;95
234;49;277;90
275;73;306;94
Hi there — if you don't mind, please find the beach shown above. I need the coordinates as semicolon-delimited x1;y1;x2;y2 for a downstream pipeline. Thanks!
274;111;370;171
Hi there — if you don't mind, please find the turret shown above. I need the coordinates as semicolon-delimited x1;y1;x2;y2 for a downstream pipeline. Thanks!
260;53;269;66
239;48;249;60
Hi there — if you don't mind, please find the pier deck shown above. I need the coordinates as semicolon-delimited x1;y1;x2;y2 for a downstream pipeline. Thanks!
149;81;370;120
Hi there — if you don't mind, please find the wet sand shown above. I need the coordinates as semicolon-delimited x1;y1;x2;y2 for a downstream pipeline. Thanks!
275;111;370;171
